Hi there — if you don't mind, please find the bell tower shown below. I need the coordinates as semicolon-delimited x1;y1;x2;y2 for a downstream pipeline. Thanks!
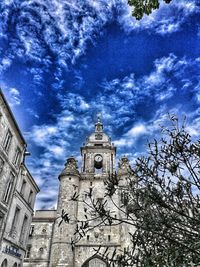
81;116;116;178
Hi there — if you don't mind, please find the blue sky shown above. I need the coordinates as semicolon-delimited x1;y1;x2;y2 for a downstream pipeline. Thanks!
0;0;200;209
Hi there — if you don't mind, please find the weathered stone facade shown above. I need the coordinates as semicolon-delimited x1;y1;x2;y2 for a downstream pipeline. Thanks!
24;210;56;267
0;89;39;267
24;117;135;267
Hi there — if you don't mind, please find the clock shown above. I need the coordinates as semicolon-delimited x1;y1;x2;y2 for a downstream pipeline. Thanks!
94;154;103;163
94;154;103;169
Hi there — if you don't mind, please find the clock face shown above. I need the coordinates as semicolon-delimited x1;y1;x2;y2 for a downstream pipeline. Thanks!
95;154;103;163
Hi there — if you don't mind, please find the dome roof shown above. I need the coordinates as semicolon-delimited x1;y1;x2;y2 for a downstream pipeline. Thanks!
85;117;111;146
59;156;80;178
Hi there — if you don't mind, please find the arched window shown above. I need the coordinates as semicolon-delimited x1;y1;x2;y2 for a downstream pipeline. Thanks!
82;257;107;267
12;263;17;267
1;259;7;267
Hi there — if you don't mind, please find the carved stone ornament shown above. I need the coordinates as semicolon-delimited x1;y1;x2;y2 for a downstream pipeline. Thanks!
95;133;103;140
59;156;80;177
118;156;133;176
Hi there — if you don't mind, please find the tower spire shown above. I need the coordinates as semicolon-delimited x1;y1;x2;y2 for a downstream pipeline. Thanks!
95;113;103;132
97;113;102;123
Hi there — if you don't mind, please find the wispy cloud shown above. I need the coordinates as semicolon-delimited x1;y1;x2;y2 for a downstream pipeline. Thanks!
24;52;200;209
114;123;147;147
0;0;124;72
8;87;21;106
1;0;197;84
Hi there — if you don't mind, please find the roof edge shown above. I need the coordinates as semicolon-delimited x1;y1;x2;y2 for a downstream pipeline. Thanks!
0;88;26;144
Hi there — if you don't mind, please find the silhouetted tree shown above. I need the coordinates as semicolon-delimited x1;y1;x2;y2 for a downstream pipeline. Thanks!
60;115;200;266
128;0;172;20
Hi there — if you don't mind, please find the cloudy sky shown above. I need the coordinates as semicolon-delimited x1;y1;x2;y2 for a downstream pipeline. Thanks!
0;0;200;209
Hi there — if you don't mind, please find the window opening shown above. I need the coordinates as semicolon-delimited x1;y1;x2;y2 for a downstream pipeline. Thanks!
39;247;44;257
0;157;4;173
28;190;33;205
111;154;113;171
19;215;28;244
1;259;8;267
3;129;12;152
29;225;34;236
26;246;31;258
13;148;21;166
11;207;20;238
20;180;26;197
0;211;4;231
82;257;107;267
3;173;15;203
83;154;86;172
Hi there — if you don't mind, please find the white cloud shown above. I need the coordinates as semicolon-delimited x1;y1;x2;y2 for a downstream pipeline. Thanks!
0;0;113;71
8;87;21;106
0;57;12;74
114;123;147;148
126;124;147;137
185;115;200;138
114;138;134;147
24;52;200;209
121;0;199;35
31;126;58;145
48;145;64;158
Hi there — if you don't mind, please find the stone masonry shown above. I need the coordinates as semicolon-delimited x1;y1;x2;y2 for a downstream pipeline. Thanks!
24;117;135;267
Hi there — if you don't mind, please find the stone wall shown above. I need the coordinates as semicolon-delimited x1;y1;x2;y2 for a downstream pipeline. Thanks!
0;90;39;267
24;210;56;267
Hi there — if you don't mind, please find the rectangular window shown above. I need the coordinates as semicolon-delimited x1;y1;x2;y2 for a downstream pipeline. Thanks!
0;157;4;173
11;207;20;238
0;112;3;126
19;215;28;244
0;211;4;232
83;154;86;172
13;147;21;166
3;129;12;152
111;154;113;171
3;173;15;203
26;245;31;258
28;190;33;206
29;225;34;236
20;180;26;197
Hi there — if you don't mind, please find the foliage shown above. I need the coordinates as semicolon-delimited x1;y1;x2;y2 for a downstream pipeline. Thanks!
60;115;200;266
128;0;172;20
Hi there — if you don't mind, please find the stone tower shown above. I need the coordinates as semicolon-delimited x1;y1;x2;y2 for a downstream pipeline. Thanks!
81;116;116;177
48;117;134;267
50;157;80;267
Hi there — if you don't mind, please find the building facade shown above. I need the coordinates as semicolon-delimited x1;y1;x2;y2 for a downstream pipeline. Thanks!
0;89;40;267
24;118;135;267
